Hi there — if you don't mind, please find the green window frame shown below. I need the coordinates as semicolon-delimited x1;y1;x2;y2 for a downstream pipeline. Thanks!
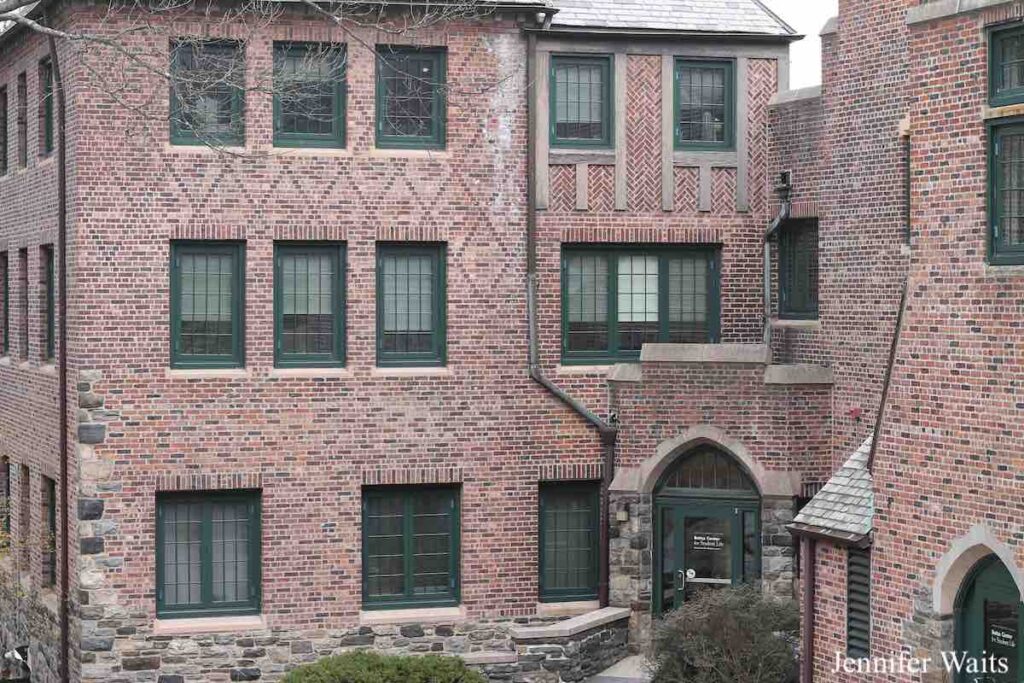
17;249;27;359
674;59;735;151
778;219;819;320
16;73;26;168
362;486;460;610
989;121;1024;265
274;243;345;368
156;490;261;619
169;40;245;146
42;476;56;587
1;251;8;356
847;547;871;659
42;245;54;361
561;246;720;364
375;46;446;150
0;458;9;540
376;243;446;367
991;24;1024;107
550;55;613;148
39;58;53;155
0;86;8;175
539;482;599;602
170;241;245;369
273;42;346;149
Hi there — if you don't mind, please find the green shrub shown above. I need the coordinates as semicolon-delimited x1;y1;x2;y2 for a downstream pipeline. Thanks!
648;585;799;683
281;650;487;683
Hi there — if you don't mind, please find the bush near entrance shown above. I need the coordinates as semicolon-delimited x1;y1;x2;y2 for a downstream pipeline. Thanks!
649;585;799;683
281;651;487;683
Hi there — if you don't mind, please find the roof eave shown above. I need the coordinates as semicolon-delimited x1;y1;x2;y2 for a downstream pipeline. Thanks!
530;25;801;42
787;522;873;549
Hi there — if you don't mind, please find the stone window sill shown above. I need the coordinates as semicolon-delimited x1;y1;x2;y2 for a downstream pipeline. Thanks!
268;367;353;380
368;148;451;161
770;318;821;331
165;367;250;380
268;147;353;158
39;362;57;375
370;366;453;379
0;356;11;366
153;614;267;636
164;144;248;155
359;605;465;626
556;364;612;376
536;600;601;618
984;263;1024;278
549;149;615;165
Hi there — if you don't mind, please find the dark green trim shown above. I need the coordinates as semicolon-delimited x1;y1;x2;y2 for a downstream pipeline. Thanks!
39;58;53;155
155;490;262;619
846;547;871;658
549;54;613;149
169;241;246;369
169;40;245;147
273;242;346;368
375;243;447;368
361;485;460;610
272;42;346;149
990;24;1024;108
43;245;54;361
538;482;600;602
43;476;56;586
1;251;8;355
988;119;1024;265
560;245;721;365
778;219;819;320
375;46;446;150
673;58;735;151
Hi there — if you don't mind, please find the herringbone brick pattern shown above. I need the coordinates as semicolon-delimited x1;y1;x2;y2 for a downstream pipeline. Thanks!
711;168;737;215
549;164;576;213
747;59;776;217
674;167;699;213
626;55;662;213
589;165;615;212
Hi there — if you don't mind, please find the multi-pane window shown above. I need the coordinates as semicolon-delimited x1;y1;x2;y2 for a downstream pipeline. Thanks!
17;249;27;359
0;86;8;175
170;40;245;146
362;486;459;609
273;43;346;148
561;247;720;363
16;73;26;167
376;244;446;367
991;26;1024;107
18;465;28;568
539;483;599;602
39;58;54;155
675;59;734;150
170;242;245;369
990;124;1024;265
274;243;345;367
778;220;819;319
42;245;54;361
847;548;871;658
0;251;8;355
156;491;261;618
550;55;612;148
376;46;446;149
42;476;56;587
0;458;10;541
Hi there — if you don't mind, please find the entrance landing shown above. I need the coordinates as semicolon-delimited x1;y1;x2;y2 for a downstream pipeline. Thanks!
587;655;651;683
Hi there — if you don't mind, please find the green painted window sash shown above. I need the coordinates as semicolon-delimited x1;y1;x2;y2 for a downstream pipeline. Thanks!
0;87;8;175
43;477;56;586
846;548;871;658
375;47;447;150
375;243;447;368
778;220;819;320
538;482;600;602
273;242;346;368
40;58;53;155
155;490;262;619
169;241;246;369
990;25;1024;108
169;40;245;146
272;42;347;149
673;58;736;152
989;120;1024;265
361;486;460;610
560;245;721;365
44;246;54;360
1;251;8;355
549;54;613;149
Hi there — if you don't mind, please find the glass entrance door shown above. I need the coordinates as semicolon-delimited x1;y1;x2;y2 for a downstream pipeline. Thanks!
958;558;1023;683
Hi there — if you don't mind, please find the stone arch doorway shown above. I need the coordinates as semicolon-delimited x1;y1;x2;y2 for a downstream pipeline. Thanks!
955;555;1023;683
652;446;761;614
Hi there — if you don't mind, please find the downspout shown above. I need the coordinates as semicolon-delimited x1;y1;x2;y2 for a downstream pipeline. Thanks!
866;279;908;471
764;171;792;346
800;536;816;683
525;29;618;607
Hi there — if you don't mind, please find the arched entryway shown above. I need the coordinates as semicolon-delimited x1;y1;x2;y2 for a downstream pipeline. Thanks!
955;556;1023;682
653;446;761;613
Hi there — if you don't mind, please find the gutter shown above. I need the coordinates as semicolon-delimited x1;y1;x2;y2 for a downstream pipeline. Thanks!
525;30;618;607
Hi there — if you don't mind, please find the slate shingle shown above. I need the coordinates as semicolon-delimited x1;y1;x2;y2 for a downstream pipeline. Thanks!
792;435;874;538
551;0;795;36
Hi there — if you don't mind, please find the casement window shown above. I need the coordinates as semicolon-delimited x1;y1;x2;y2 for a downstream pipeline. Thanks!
156;490;261;618
376;244;446;367
778;220;819;319
273;43;346;148
169;40;245;146
41;476;55;587
16;73;26;167
550;55;612;148
170;242;245;369
1;251;8;355
991;25;1024;107
39;58;53;155
375;46;446;149
0;86;8;175
539;483;599;602
17;249;27;359
0;458;10;540
42;245;54;361
18;464;28;568
674;59;734;150
561;246;720;364
362;486;460;609
990;123;1024;265
274;243;345;368
847;547;871;658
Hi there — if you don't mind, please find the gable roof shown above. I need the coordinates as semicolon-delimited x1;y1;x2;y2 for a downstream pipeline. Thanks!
789;435;874;545
550;0;796;36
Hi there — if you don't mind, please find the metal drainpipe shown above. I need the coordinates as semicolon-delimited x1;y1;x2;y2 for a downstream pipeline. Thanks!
801;536;816;683
525;29;618;607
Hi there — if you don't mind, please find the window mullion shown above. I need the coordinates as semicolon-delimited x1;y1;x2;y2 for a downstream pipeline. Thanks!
607;253;619;357
658;253;670;342
200;501;213;610
403;492;414;602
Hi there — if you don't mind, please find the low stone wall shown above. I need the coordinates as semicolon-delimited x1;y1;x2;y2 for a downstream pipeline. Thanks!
0;563;60;683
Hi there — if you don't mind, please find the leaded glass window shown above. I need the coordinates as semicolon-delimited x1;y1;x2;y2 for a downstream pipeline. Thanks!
273;42;346;148
377;244;446;367
991;124;1024;265
170;242;245;368
42;476;56;586
39;58;53;155
362;486;459;609
16;73;26;168
274;243;345;367
43;245;54;361
992;26;1024;106
156;491;261;618
675;60;734;149
551;55;612;147
0;87;8;175
0;252;8;356
539;483;599;602
170;40;245;146
376;46;446;149
659;448;757;493
779;219;819;319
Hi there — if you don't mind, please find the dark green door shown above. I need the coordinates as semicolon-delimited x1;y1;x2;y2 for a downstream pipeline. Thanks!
957;557;1023;683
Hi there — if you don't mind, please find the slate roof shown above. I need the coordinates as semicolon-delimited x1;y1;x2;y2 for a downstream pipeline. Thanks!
550;0;796;36
791;435;874;543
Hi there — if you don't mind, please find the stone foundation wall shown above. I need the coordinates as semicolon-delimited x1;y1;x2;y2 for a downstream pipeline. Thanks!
0;563;60;682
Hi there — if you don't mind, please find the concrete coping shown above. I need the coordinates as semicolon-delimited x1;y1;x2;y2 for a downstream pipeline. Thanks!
639;343;770;364
607;363;642;383
764;364;834;385
510;606;631;641
770;317;821;331
359;605;466;626
153;614;267;636
770;85;822;106
267;367;354;380
460;651;518;665
820;16;838;36
536;600;601;618
370;366;455;379
907;0;1015;26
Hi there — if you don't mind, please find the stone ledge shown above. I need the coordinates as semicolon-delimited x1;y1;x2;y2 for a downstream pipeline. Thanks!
770;317;821;331
461;651;518;665
370;366;454;379
536;600;601;618
770;85;822;106
510;607;630;641
358;605;466;626
820;16;838;36
607;363;641;383
549;149;616;165
556;364;613;376
267;367;353;380
640;343;769;364
907;0;1013;26
153;614;267;636
165;367;249;380
764;364;834;385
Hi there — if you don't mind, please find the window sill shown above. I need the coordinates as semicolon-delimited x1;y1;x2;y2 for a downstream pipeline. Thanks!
269;146;352;158
0;356;11;366
549;149;615;165
770;318;821;331
556;364;612;376
38;362;57;375
371;366;453;378
536;600;600;618
359;605;465;626
268;367;353;380
154;614;266;636
164;143;248;154
984;263;1024;277
368;148;450;160
983;102;1024;121
165;367;250;380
